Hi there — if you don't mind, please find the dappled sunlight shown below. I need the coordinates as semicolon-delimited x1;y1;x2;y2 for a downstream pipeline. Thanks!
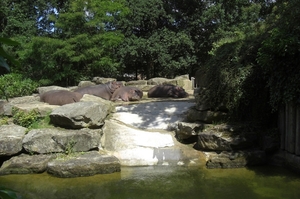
113;101;195;130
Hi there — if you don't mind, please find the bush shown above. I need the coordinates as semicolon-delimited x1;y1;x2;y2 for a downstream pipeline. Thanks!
12;108;39;128
0;73;38;101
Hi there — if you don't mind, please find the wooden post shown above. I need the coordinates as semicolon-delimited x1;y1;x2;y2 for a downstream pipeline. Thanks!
285;101;296;153
279;105;286;150
296;104;300;155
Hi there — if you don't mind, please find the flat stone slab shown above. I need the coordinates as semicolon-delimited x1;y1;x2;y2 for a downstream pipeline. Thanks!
23;128;102;154
112;100;195;130
47;151;121;178
0;154;55;175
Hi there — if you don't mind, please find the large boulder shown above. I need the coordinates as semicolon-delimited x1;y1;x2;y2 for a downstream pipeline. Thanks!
0;154;55;175
196;124;259;151
205;150;267;169
47;151;120;178
50;98;114;129
23;128;102;154
0;124;27;156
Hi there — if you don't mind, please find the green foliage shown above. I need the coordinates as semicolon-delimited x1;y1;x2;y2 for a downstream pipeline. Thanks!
0;116;10;125
14;0;130;86
200;1;275;124
118;0;197;78
11;109;54;131
257;0;300;110
29;112;53;130
64;140;77;155
12;108;39;128
0;37;20;74
0;73;38;101
0;186;20;199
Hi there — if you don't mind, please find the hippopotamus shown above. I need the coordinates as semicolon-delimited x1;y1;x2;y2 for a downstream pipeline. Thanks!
147;84;188;98
111;86;143;102
40;90;83;105
74;80;123;100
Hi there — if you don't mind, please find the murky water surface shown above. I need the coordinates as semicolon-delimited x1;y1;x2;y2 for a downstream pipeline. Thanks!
1;166;300;199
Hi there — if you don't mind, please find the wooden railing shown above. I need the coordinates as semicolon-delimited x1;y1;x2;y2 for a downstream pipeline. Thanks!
278;101;300;155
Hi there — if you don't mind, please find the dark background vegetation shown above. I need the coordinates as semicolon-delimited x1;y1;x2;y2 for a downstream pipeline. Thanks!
0;0;299;125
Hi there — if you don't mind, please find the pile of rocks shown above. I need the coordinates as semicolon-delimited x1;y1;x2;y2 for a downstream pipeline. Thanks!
0;75;197;178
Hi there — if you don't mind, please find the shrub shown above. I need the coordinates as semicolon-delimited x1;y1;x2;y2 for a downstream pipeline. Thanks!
0;73;38;101
12;108;39;128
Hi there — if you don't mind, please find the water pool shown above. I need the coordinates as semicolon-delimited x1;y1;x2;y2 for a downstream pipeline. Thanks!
1;165;300;199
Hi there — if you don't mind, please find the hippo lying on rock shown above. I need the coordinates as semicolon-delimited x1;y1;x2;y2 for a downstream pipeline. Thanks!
147;84;188;98
74;81;123;100
40;90;83;105
111;86;143;102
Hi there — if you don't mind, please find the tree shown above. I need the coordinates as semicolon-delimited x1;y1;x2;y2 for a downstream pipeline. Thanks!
196;0;276;124
117;0;196;79
0;38;18;74
257;0;300;110
18;0;130;85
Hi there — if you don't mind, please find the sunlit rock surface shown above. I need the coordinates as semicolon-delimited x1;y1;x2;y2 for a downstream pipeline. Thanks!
101;117;204;166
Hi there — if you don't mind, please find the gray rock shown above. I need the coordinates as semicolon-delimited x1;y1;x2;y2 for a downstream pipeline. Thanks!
175;122;206;141
0;154;55;175
50;101;113;129
147;77;171;85
47;151;120;178
175;74;189;79
23;128;102;154
92;77;116;84
125;80;147;86
77;81;95;88
0;124;27;156
1;95;41;116
205;150;267;169
80;94;115;112
196;124;258;151
38;86;69;95
11;102;59;117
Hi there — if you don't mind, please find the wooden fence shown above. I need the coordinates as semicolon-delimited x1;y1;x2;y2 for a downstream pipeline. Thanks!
278;101;300;155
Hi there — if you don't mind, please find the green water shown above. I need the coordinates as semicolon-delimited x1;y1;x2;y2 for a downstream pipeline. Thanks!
1;166;300;199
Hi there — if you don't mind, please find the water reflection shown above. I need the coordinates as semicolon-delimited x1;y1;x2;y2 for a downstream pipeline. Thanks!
0;166;300;199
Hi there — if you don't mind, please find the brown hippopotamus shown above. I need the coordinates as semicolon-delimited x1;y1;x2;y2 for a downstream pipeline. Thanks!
147;84;188;98
74;81;123;100
111;86;143;102
40;90;83;105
